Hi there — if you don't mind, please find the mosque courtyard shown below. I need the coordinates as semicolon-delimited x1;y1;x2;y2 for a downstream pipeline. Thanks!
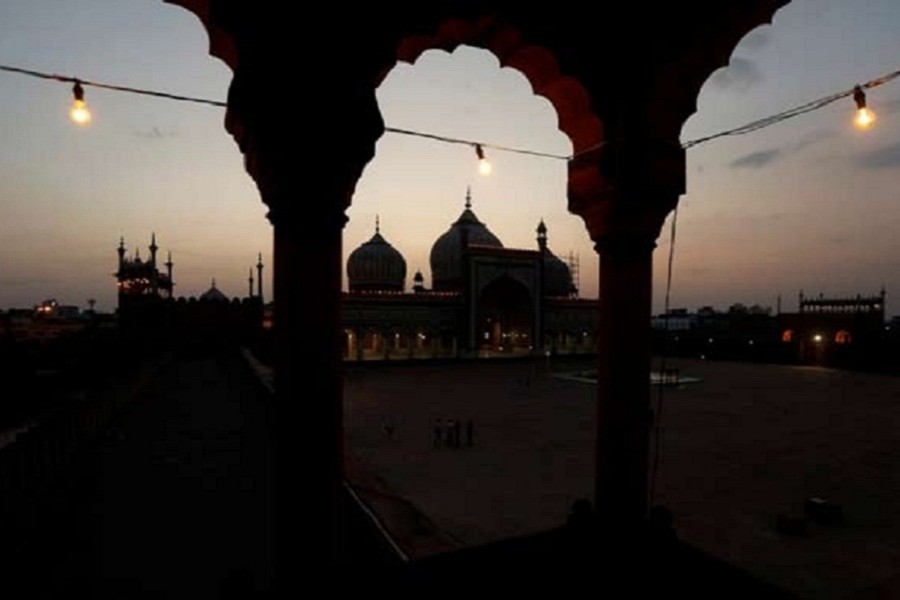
344;357;900;598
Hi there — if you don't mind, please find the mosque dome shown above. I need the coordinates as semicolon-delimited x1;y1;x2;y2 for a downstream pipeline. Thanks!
543;250;576;297
347;219;407;292
200;279;229;302
430;189;503;291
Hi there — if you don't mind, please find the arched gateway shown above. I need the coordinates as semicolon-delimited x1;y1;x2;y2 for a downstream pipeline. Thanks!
164;0;791;574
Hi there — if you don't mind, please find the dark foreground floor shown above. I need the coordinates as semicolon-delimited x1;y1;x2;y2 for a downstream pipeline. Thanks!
7;350;842;596
41;347;275;597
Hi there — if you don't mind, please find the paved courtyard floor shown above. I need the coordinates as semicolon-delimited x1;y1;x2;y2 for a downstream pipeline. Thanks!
345;358;900;598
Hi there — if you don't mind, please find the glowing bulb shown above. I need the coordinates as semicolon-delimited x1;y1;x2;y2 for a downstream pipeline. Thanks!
855;107;875;129
852;85;874;130
70;99;91;125
475;144;492;176
69;80;91;126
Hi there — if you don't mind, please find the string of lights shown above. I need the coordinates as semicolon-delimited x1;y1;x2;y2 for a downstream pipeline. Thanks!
1;63;898;161
0;64;228;107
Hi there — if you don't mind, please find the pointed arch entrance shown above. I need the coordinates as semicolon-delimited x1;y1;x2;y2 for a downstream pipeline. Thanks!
165;0;792;575
477;275;533;354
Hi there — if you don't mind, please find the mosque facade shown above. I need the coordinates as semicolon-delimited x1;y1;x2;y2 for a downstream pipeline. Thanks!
341;190;599;360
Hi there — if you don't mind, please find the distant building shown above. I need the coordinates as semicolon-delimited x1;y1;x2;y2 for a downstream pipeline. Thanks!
778;290;886;365
115;234;264;343
0;301;87;344
652;304;779;361
341;189;598;360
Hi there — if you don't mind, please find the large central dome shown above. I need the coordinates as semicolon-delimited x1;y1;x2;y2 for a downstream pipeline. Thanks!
430;189;503;291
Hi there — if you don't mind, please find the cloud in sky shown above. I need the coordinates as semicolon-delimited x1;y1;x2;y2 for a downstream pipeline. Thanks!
131;126;176;139
730;149;781;169
709;57;764;91
857;141;900;169
728;130;834;170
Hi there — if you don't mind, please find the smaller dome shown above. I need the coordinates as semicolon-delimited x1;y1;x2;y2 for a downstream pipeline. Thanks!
200;279;229;302
347;220;406;292
544;251;576;297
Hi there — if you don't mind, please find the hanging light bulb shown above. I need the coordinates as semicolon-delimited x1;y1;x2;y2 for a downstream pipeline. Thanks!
69;80;91;125
475;144;492;176
853;85;875;130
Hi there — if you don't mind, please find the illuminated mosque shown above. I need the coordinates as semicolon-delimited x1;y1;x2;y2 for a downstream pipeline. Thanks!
342;189;599;359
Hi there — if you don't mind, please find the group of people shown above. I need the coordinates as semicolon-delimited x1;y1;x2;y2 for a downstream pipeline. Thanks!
433;418;474;448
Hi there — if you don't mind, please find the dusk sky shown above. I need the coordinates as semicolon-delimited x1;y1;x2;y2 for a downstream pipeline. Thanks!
1;1;900;315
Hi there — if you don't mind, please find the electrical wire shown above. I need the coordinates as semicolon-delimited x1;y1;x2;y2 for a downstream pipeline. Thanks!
2;63;899;156
648;205;678;509
0;64;227;107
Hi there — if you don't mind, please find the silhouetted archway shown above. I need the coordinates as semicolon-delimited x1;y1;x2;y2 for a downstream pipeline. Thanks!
477;275;533;354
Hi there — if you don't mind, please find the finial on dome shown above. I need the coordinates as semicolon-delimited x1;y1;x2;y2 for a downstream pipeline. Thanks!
376;214;380;234
465;186;472;210
212;278;217;289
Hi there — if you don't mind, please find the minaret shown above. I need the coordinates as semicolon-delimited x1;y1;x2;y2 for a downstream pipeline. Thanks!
256;252;264;304
149;233;159;295
248;268;255;298
536;218;548;252
165;251;174;289
149;233;158;267
536;219;548;353
117;237;125;273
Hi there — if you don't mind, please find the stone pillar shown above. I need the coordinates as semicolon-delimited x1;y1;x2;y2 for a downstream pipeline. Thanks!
569;134;683;536
269;200;347;568
592;233;656;531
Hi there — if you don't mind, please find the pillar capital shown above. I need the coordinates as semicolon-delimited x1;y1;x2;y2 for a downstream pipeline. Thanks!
568;137;683;245
265;199;349;235
592;232;658;256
